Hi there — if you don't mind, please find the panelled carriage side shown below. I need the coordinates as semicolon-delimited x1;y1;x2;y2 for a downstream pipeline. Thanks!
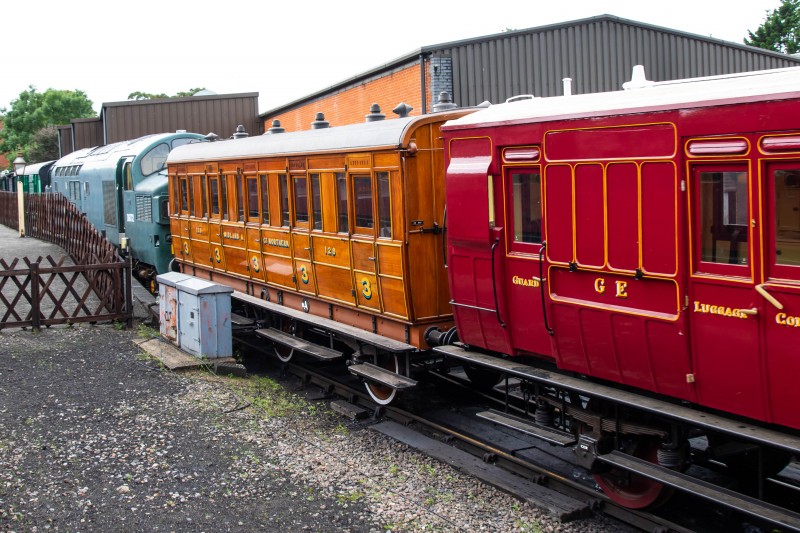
167;108;473;404
439;67;800;510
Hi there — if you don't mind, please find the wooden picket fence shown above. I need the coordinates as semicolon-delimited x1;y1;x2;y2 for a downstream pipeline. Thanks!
0;191;132;330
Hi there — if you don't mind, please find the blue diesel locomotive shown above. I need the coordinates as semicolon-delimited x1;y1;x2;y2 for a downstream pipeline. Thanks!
50;132;205;287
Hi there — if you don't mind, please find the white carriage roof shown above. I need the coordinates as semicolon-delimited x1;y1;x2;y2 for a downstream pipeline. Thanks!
167;115;421;164
444;67;800;129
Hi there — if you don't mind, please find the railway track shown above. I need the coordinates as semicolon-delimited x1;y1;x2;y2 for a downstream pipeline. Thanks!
232;329;800;532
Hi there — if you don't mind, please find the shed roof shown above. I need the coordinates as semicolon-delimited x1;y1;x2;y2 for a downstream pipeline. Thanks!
260;14;800;117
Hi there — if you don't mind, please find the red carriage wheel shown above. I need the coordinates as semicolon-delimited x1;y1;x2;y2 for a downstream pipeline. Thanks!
593;436;672;509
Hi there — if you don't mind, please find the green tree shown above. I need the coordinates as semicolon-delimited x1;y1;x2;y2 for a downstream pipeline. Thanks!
127;88;207;100
0;86;94;160
27;126;60;163
745;0;800;54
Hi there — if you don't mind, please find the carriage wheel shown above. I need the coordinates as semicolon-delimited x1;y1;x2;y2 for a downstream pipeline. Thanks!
272;321;296;363
593;435;672;509
463;364;503;391
365;354;399;405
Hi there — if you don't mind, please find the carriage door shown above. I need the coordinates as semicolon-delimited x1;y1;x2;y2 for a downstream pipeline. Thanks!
115;157;133;236
501;154;552;356
687;160;768;422
761;159;800;428
446;137;514;354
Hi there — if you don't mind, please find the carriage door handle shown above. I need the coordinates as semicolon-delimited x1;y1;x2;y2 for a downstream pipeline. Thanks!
739;308;758;316
755;284;784;310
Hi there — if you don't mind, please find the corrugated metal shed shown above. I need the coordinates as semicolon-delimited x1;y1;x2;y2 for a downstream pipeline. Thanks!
261;14;800;122
432;15;800;105
71;117;104;151
102;92;260;145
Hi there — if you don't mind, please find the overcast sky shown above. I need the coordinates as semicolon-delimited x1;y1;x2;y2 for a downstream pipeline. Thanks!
4;0;784;116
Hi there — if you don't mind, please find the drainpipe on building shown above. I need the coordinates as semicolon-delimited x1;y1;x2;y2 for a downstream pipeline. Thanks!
419;51;427;114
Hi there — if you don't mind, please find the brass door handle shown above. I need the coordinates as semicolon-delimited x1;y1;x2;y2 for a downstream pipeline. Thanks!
755;284;784;310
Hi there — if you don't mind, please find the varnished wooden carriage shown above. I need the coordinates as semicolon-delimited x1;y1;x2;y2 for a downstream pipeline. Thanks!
167;107;473;402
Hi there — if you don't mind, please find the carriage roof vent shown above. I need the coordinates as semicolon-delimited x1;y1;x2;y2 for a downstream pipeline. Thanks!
563;77;573;96
232;125;249;139
205;132;220;142
265;119;286;134
623;65;654;90
365;103;385;122
311;112;330;129
393;102;413;118
432;92;458;112
476;100;492;108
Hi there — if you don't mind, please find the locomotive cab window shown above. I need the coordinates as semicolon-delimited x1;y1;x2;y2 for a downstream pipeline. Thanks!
693;166;750;271
353;174;374;235
509;169;542;245
140;143;169;176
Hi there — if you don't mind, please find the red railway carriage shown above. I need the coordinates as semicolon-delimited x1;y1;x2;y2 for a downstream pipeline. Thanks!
440;67;800;510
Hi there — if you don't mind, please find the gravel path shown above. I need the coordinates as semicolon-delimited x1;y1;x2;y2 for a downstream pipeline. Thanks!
0;323;634;532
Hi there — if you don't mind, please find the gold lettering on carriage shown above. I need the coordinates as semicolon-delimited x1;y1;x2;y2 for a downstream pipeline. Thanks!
693;301;749;319
593;278;628;299
263;238;290;248
512;276;540;288
222;231;241;240
776;313;800;327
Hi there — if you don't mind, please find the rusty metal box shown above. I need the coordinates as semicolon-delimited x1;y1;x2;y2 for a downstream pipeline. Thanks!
156;272;193;345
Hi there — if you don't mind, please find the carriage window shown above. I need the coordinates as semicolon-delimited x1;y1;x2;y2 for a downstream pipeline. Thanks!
247;176;259;220
377;172;391;238
699;170;748;265
200;175;208;217
180;177;189;213
512;171;541;243
140;143;170;176
354;175;373;230
311;174;322;230
210;177;220;217
279;174;290;226
173;177;180;214
187;176;194;215
293;175;309;226
337;172;348;233
236;173;245;221
775;168;800;266
220;175;228;220
260;174;269;224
